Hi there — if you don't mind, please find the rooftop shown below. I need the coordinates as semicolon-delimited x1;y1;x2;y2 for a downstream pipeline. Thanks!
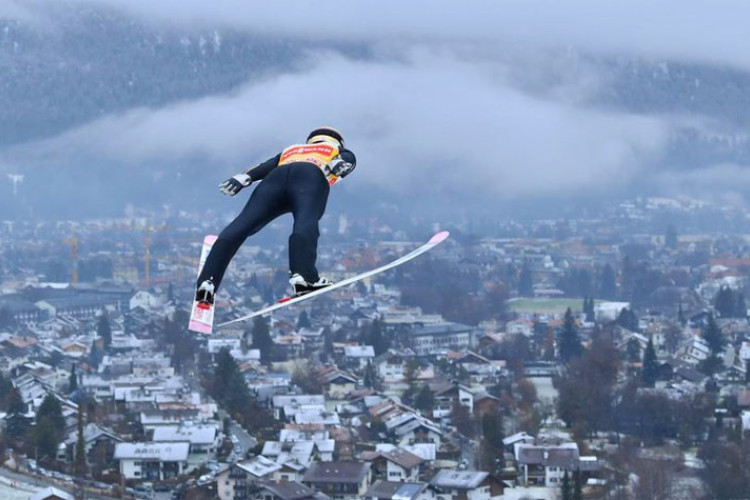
152;424;217;445
380;448;423;470
364;480;428;500
430;469;489;490
259;480;319;500
303;461;370;484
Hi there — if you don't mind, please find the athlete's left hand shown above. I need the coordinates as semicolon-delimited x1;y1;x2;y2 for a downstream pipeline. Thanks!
219;173;253;196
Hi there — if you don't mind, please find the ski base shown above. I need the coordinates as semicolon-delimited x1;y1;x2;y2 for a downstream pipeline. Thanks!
187;234;218;334
188;301;215;334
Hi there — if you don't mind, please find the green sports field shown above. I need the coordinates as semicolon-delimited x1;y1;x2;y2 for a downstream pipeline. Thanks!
506;298;586;315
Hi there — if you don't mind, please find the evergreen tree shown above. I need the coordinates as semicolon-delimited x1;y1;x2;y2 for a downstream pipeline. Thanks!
0;306;16;330
89;340;102;368
413;384;434;414
582;297;595;322
558;268;594;298
480;410;504;472
665;224;678;249
518;262;534;298
598;264;617;300
714;287;735;318
68;364;78;393
167;283;175;303
35;394;65;459
37;394;65;431
642;337;659;387
8;386;25;415
97;310;112;350
365;319;389;356
0;373;13;412
702;312;724;356
35;417;59;460
323;327;333;356
561;470;572;500
214;348;239;398
558;308;583;362
251;316;273;363
626;338;641;363
573;469;583;500
74;405;86;476
363;361;376;389
212;348;259;417
297;311;311;330
0;374;25;414
616;307;639;332
678;302;686;326
736;292;747;318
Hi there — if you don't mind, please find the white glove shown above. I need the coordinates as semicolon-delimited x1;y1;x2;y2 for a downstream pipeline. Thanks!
326;159;356;179
219;173;253;196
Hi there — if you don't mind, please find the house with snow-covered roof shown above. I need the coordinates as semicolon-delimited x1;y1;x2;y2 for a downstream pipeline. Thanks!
114;441;190;480
152;423;219;456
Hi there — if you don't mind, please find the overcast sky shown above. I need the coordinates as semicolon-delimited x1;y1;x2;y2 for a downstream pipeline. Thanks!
4;0;750;206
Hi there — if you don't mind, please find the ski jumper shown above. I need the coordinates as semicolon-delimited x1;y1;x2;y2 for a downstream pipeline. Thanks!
197;141;356;291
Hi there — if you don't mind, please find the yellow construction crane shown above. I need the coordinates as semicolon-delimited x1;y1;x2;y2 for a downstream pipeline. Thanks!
142;225;169;286
98;223;169;286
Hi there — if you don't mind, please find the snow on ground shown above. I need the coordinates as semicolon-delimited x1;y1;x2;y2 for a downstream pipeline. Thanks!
0;477;41;500
502;486;558;499
529;376;558;405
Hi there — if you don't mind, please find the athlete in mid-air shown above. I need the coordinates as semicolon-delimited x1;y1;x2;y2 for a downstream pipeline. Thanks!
195;127;356;305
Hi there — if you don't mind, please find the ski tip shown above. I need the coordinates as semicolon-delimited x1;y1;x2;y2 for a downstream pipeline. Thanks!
278;296;293;304
430;231;450;244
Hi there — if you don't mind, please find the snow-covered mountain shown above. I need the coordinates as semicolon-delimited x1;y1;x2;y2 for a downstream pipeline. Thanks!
0;5;303;147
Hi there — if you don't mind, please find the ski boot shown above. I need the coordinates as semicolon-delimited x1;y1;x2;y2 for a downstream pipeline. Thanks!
289;273;333;297
195;279;216;305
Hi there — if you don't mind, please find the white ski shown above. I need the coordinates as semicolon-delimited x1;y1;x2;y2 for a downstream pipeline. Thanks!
217;231;450;328
188;234;218;334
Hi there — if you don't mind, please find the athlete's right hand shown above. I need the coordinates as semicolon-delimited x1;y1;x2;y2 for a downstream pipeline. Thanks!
219;173;253;196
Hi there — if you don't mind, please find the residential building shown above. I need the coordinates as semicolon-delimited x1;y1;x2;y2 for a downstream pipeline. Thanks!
217;456;283;500
302;461;372;500
317;368;358;399
364;480;430;500
152;423;219;456
114;442;190;480
343;345;375;369
408;322;475;356
432;382;476;419
272;395;326;420
60;423;121;465
386;414;443;449
429;469;503;500
372;448;423;482
514;442;599;487
375;352;409;383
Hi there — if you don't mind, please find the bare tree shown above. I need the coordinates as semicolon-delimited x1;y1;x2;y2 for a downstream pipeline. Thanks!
631;457;674;500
